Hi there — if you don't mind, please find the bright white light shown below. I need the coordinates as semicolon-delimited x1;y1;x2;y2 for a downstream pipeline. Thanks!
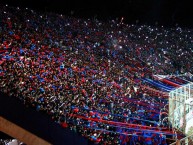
4;11;6;14
40;16;42;18
6;4;8;6
17;7;20;10
27;20;29;22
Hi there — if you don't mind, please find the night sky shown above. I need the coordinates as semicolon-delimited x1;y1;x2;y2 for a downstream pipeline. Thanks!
1;0;193;28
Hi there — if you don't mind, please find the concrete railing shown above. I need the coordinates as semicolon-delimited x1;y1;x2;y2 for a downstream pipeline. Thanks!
0;117;51;145
0;91;89;145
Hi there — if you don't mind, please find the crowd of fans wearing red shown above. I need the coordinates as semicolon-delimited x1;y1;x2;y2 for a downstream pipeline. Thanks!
1;4;193;145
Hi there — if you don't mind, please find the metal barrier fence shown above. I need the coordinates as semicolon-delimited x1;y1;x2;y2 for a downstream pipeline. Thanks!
170;133;193;145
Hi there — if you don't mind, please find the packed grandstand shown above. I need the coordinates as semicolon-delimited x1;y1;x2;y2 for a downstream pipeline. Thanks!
1;3;193;145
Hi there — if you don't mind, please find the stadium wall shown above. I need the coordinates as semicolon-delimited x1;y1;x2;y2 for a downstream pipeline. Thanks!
0;92;91;145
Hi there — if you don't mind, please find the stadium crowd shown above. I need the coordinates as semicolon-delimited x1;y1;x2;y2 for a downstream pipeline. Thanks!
0;3;192;145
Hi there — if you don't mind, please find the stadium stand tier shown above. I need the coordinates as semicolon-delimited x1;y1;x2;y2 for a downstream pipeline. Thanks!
1;3;193;145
